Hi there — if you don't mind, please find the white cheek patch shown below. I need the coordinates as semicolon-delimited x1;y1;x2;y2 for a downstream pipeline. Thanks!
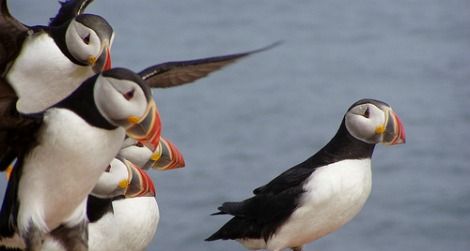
94;77;147;124
369;105;386;127
66;21;100;63
346;114;375;141
345;106;386;143
92;158;129;197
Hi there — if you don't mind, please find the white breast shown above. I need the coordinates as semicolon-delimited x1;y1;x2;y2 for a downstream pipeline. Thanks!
17;108;125;234
265;159;372;251
7;32;94;114
88;197;159;251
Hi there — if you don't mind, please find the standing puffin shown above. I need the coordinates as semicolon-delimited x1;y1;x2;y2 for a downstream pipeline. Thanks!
206;99;406;251
0;68;161;251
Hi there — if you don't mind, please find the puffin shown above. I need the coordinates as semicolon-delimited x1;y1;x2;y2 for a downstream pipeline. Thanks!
0;0;113;113
0;136;185;251
206;99;406;251
0;67;161;251
0;40;277;170
86;138;185;251
0;0;113;172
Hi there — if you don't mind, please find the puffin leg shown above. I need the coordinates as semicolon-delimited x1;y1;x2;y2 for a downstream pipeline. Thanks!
49;221;88;251
23;225;45;251
292;246;303;251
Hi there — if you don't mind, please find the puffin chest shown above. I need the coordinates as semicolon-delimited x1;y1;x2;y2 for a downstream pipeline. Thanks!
17;108;125;231
270;159;372;248
6;33;94;114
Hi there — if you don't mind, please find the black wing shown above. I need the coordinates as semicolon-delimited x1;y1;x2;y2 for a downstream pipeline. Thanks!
207;185;303;241
252;159;317;195
0;0;29;73
49;0;94;26
139;41;282;88
0;110;42;172
0;113;42;238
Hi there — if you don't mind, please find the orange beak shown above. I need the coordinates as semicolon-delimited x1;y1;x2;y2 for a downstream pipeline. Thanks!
143;137;185;170
123;160;156;197
125;100;162;150
103;47;112;71
382;110;406;145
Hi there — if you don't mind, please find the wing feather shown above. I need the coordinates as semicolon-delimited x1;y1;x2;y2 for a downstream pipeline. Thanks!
139;41;282;88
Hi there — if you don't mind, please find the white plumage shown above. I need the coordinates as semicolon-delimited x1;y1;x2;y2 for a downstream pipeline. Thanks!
17;108;125;233
264;159;371;251
7;33;95;114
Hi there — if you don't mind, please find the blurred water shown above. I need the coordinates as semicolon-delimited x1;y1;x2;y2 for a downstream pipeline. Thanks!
3;0;470;250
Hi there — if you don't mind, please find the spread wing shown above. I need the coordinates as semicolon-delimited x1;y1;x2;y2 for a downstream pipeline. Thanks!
139;41;282;88
49;0;94;26
0;0;29;73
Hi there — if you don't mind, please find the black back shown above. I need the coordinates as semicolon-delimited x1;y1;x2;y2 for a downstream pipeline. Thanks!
206;118;375;242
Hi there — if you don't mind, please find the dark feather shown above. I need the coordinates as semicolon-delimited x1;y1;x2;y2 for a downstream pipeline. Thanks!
139;41;282;88
0;113;41;239
0;0;29;73
86;196;114;223
253;120;375;195
207;186;304;241
49;0;94;27
0;246;22;251
207;119;376;242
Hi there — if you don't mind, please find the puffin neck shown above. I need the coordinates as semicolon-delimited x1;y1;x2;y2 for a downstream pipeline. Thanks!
307;118;375;166
54;75;117;130
48;23;87;66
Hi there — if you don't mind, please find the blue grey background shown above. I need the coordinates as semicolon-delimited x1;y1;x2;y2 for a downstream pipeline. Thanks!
3;0;470;250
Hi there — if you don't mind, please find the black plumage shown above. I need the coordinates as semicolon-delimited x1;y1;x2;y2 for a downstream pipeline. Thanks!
206;101;377;242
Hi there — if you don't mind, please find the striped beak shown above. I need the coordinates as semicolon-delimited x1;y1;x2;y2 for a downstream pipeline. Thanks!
380;108;406;145
125;100;162;149
103;47;112;71
143;137;185;170
123;159;156;198
92;46;112;72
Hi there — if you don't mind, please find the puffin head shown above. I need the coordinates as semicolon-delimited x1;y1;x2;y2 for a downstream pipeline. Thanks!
65;14;113;72
94;68;161;148
344;99;406;145
91;158;130;198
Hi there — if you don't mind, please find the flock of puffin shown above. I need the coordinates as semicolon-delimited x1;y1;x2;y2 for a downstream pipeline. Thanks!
0;1;406;251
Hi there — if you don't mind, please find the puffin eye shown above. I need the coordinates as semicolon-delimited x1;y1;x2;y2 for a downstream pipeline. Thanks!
123;89;135;100
363;107;370;118
83;34;90;45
